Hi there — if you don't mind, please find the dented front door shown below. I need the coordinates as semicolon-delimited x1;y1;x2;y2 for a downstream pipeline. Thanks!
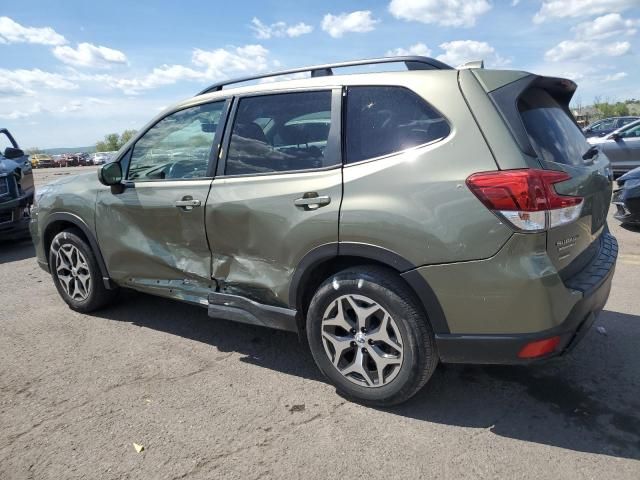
96;180;214;299
95;100;229;302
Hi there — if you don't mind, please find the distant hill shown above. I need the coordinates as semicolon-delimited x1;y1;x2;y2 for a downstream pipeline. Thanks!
42;146;96;155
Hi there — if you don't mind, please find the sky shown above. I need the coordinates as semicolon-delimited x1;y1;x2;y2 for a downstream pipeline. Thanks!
1;0;639;149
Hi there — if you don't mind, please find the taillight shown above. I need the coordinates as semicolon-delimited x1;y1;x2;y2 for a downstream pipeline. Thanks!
518;336;561;359
466;169;583;232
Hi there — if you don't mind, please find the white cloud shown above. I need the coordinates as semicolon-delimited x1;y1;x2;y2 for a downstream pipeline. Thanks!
97;44;271;95
386;43;432;57
250;18;313;39
0;68;77;94
101;65;205;95
0;16;66;45
388;0;491;28
534;0;638;23
192;44;270;77
321;11;379;38
286;22;314;37
436;40;509;67
0;77;33;96
511;0;520;5
0;103;43;120
603;71;628;82
52;42;127;68
573;13;639;40
544;39;631;61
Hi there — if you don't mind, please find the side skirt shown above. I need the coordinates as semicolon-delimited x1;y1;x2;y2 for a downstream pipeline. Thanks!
208;292;298;332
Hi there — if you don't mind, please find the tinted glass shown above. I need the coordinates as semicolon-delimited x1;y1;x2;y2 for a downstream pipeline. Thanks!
345;86;449;164
619;118;637;127
592;119;615;131
518;88;591;166
226;91;334;176
127;101;225;181
621;123;640;138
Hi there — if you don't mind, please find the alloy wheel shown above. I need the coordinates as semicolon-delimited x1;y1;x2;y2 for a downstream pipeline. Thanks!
321;294;404;388
55;244;91;301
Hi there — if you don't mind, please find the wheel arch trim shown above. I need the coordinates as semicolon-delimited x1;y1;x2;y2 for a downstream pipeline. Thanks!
289;242;450;334
42;212;116;290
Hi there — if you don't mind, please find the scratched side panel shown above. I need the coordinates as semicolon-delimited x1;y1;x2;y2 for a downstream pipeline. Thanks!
206;168;342;307
95;180;213;289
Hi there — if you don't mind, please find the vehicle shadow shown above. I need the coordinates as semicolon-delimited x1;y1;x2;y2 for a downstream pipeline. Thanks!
0;238;35;264
97;292;640;460
620;222;640;233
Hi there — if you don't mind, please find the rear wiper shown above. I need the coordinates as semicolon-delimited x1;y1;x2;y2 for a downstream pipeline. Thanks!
582;145;599;161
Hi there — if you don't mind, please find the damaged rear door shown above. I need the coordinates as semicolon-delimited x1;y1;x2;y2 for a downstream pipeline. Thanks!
206;88;342;307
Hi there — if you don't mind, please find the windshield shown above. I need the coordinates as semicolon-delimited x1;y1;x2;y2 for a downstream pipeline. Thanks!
518;88;591;166
617;119;640;136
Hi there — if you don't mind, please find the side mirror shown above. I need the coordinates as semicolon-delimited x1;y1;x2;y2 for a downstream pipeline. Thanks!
610;133;622;141
4;147;24;159
98;161;123;192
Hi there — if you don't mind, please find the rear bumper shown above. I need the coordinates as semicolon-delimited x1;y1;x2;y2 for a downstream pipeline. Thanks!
434;231;617;364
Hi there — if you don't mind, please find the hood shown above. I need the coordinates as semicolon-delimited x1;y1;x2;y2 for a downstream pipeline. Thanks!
618;166;640;184
45;170;95;187
0;157;20;176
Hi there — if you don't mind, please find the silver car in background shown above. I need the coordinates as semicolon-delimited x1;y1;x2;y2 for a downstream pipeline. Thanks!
589;119;640;175
91;152;115;165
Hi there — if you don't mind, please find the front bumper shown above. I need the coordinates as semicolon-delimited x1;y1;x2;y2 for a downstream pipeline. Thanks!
0;196;32;239
613;187;640;225
432;231;617;364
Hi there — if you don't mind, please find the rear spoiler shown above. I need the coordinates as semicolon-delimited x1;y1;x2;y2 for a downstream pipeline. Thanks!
472;71;578;158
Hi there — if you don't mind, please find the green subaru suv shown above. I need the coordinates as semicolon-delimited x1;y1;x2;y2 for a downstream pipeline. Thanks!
31;57;617;405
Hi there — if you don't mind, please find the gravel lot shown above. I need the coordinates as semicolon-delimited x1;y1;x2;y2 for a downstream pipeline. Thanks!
1;166;639;479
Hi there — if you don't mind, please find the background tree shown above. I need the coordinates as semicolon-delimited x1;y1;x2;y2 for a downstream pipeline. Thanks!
96;130;137;152
120;129;136;145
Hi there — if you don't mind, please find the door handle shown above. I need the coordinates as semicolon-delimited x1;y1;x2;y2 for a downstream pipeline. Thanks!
294;194;331;210
175;197;201;211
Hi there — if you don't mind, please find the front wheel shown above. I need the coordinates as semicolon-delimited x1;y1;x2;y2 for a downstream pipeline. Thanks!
49;229;118;312
306;266;438;406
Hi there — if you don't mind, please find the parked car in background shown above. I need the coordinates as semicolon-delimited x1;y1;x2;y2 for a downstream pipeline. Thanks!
589;119;640;174
92;152;112;165
583;116;639;139
0;128;34;239
30;56;617;406
75;152;91;166
612;166;640;226
30;153;55;168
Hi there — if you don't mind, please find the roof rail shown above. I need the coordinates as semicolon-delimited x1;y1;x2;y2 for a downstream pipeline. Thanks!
195;56;453;96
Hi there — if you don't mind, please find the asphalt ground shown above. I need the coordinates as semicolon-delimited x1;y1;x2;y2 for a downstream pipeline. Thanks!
0;166;639;479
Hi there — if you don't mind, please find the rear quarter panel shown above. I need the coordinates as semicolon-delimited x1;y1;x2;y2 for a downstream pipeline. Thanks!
340;72;512;266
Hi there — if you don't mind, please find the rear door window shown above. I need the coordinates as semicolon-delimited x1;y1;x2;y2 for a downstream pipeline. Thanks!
345;86;450;164
518;88;591;166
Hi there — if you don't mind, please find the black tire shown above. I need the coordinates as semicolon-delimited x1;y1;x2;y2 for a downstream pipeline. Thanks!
49;229;118;313
306;265;438;406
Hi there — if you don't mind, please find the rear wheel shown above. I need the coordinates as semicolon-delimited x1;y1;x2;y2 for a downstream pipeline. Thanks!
306;266;438;406
49;229;118;312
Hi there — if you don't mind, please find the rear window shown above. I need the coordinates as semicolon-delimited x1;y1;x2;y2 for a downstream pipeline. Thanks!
345;86;450;164
518;88;591;166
